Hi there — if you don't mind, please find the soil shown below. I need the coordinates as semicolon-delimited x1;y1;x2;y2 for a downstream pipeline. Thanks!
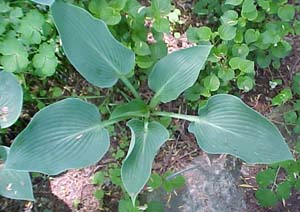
1;1;300;212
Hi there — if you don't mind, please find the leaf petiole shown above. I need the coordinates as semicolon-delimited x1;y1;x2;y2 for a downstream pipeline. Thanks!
149;94;160;109
152;111;199;122
101;117;128;128
120;76;141;99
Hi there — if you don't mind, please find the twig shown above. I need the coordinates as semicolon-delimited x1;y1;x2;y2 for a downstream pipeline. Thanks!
166;164;201;180
271;167;281;191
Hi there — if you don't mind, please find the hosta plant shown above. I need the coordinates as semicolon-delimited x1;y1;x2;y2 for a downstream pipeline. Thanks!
0;71;34;200
0;0;294;205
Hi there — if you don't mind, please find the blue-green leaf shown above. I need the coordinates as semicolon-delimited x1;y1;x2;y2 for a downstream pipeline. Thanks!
6;98;110;175
0;71;23;128
0;146;34;201
149;45;212;103
188;94;293;164
51;1;135;88
121;120;169;203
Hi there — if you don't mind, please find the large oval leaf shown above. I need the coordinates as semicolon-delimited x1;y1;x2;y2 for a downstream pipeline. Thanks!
51;1;135;88
0;146;34;201
121;120;169;203
188;94;293;164
6;98;110;175
0;71;23;128
148;45;212;103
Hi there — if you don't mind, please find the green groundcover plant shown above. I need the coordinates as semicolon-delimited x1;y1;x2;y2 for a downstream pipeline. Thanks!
0;0;294;206
254;72;300;208
0;0;59;77
185;0;299;99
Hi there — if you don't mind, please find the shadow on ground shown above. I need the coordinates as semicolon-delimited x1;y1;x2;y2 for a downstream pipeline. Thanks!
0;177;71;212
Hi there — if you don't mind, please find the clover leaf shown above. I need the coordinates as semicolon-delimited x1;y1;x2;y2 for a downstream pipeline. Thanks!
204;74;220;92
218;24;236;41
255;188;277;207
0;38;29;72
88;0;121;25
237;75;254;92
32;43;58;77
244;29;259;44
187;27;212;42
278;5;295;21
18;10;45;44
